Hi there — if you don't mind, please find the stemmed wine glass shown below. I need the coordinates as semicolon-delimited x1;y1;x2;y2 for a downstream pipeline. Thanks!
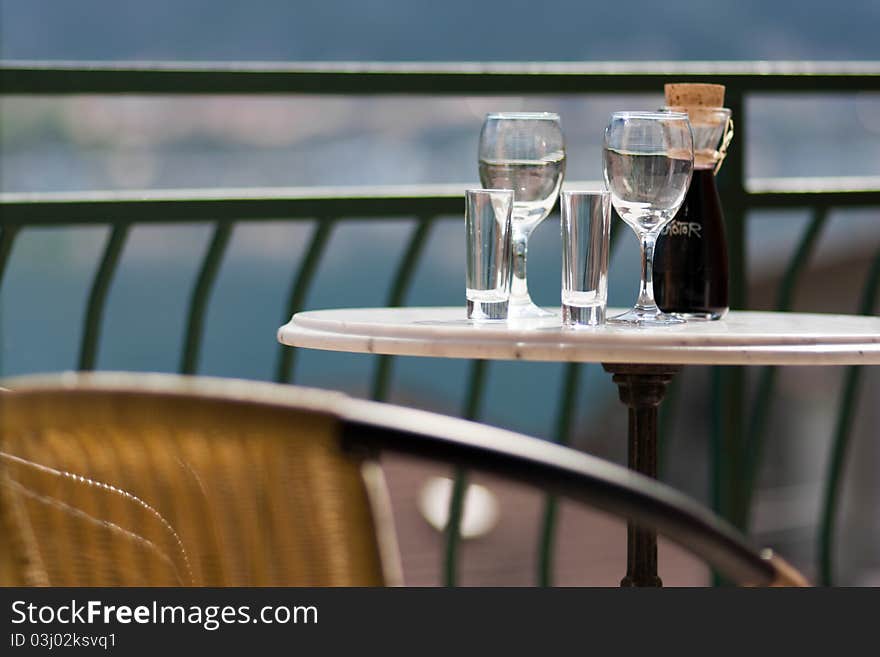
603;111;694;326
479;112;565;319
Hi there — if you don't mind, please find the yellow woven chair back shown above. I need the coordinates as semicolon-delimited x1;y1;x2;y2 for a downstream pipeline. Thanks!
0;374;398;587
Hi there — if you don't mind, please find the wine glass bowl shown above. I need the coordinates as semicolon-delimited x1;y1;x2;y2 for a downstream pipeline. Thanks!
479;112;565;319
603;111;694;326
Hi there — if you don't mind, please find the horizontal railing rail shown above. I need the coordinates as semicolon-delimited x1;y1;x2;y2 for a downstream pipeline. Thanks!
1;61;878;586
2;60;880;94
3;180;880;224
0;186;468;224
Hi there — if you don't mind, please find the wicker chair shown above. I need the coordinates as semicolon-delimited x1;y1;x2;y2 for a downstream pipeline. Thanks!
0;372;806;587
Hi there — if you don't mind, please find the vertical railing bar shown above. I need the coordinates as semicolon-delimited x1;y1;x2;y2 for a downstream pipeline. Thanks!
443;467;469;586
773;207;829;310
179;221;234;374
710;370;726;513
275;218;336;384
740;206;828;528
78;223;130;371
709;366;727;587
0;225;21;377
819;245;880;585
0;225;21;290
657;375;681;478
370;215;434;402
709;86;748;585
722;87;747;312
444;358;488;587
536;362;582;586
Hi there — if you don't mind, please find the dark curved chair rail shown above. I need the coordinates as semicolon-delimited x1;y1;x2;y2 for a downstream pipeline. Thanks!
339;400;787;586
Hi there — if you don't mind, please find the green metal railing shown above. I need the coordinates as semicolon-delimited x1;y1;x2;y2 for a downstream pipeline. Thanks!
1;61;879;585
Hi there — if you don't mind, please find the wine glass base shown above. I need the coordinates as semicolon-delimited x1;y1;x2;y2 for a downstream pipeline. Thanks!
671;310;727;321
608;307;685;327
508;301;556;319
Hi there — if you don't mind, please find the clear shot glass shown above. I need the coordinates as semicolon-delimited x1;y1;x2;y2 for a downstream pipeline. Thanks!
560;190;611;327
465;188;514;320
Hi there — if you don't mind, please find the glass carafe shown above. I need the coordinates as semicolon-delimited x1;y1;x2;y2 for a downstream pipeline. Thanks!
653;106;733;319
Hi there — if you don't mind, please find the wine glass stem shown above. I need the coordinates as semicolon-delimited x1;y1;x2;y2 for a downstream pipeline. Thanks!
510;228;531;306
636;231;660;312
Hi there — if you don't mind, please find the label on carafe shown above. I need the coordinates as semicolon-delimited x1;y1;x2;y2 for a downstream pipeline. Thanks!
660;220;702;238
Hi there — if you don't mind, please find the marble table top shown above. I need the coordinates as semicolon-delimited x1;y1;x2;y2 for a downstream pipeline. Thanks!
278;307;880;366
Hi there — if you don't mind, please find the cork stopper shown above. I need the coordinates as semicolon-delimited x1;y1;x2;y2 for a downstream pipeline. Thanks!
664;83;725;108
663;83;732;171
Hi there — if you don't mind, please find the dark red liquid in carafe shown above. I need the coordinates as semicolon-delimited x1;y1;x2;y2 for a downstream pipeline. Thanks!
653;168;729;318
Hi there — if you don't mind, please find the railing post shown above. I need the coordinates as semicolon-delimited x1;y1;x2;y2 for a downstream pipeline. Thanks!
79;223;130;371
371;216;434;402
275;219;335;384
180;221;234;375
711;88;748;579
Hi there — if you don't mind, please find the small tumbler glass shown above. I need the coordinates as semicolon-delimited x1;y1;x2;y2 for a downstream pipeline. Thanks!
466;188;514;320
561;190;611;327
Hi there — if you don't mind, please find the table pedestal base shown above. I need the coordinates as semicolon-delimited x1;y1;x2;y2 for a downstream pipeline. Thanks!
603;362;682;588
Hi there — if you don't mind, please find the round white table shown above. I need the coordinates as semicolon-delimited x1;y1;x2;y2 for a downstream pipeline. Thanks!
278;307;880;585
279;307;880;366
